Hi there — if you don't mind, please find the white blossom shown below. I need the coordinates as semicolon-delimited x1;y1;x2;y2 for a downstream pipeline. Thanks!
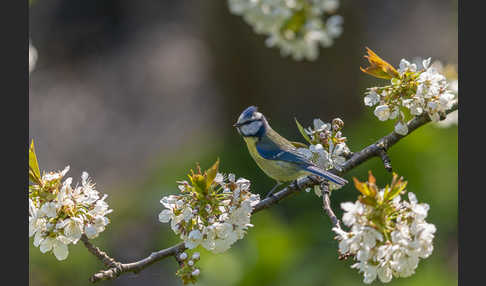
84;224;98;239
29;168;112;261
394;121;408;135
185;229;203;249
61;217;84;243
415;61;455;122
42;166;70;182
39;202;58;218
403;98;424;116
435;77;458;127
398;59;417;75
296;117;350;194
39;236;69;261
363;56;457;134
158;209;173;223
326;15;344;38
159;171;260;254
377;265;393;282
334;190;436;283
341;201;364;227
182;207;193;222
389;108;399;120
364;90;380;106
228;0;343;61
297;141;347;184
374;105;391;121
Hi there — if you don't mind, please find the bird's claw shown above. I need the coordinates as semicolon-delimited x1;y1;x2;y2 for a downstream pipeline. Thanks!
264;190;277;199
308;175;322;185
265;182;283;199
291;179;304;191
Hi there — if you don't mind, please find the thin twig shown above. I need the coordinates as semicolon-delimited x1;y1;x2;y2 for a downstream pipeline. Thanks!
337;102;457;174
85;103;458;283
321;182;342;230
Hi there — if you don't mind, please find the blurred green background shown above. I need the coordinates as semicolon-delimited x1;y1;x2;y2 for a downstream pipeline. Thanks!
29;0;457;285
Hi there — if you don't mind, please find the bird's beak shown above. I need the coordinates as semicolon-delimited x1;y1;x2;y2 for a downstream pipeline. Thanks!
233;122;242;128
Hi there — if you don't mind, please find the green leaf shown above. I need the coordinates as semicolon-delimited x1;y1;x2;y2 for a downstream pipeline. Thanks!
29;140;42;184
192;174;207;194
386;181;407;201
383;173;408;201
294;118;312;144
359;195;376;207
353;177;371;196
383;184;391;201
205;158;220;186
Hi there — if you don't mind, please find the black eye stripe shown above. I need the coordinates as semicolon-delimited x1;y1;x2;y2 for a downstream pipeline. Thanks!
240;119;260;125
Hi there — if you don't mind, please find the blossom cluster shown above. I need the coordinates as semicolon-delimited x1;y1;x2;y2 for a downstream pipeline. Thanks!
176;251;201;284
228;0;343;61
294;117;351;194
361;48;457;135
333;172;436;283
159;159;260;254
427;61;458;128
29;164;113;261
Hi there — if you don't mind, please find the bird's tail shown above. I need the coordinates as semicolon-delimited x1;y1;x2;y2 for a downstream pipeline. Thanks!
305;165;348;186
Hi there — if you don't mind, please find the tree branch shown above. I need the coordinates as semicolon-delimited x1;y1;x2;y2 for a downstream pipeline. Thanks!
85;103;458;283
81;235;121;269
88;242;186;283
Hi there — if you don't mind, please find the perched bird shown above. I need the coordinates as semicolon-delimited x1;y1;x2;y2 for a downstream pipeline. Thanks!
234;106;348;197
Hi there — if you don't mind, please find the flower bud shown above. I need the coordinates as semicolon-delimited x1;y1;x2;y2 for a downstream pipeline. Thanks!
332;118;344;130
394;121;408;135
179;252;188;260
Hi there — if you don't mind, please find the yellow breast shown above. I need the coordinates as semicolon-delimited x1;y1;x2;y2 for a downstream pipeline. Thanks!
243;137;308;182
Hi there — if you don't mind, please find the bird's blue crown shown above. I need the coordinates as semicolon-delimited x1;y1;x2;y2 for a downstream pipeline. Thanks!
238;105;258;123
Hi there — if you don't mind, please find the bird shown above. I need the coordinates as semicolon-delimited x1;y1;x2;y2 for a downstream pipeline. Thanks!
233;106;348;198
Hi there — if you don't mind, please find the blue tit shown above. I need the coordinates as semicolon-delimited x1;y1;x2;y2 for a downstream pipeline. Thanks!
233;106;348;197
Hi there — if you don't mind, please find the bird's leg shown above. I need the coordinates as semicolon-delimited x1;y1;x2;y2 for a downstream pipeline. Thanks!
308;175;323;185
265;181;283;199
291;178;303;191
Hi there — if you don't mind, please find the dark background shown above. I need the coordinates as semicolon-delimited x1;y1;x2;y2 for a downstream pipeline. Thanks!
29;0;457;285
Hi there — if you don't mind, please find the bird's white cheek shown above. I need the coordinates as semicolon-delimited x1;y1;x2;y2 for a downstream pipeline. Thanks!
240;121;262;136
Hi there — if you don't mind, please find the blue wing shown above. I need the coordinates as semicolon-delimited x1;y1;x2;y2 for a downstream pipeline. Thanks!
256;135;313;167
256;135;348;186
